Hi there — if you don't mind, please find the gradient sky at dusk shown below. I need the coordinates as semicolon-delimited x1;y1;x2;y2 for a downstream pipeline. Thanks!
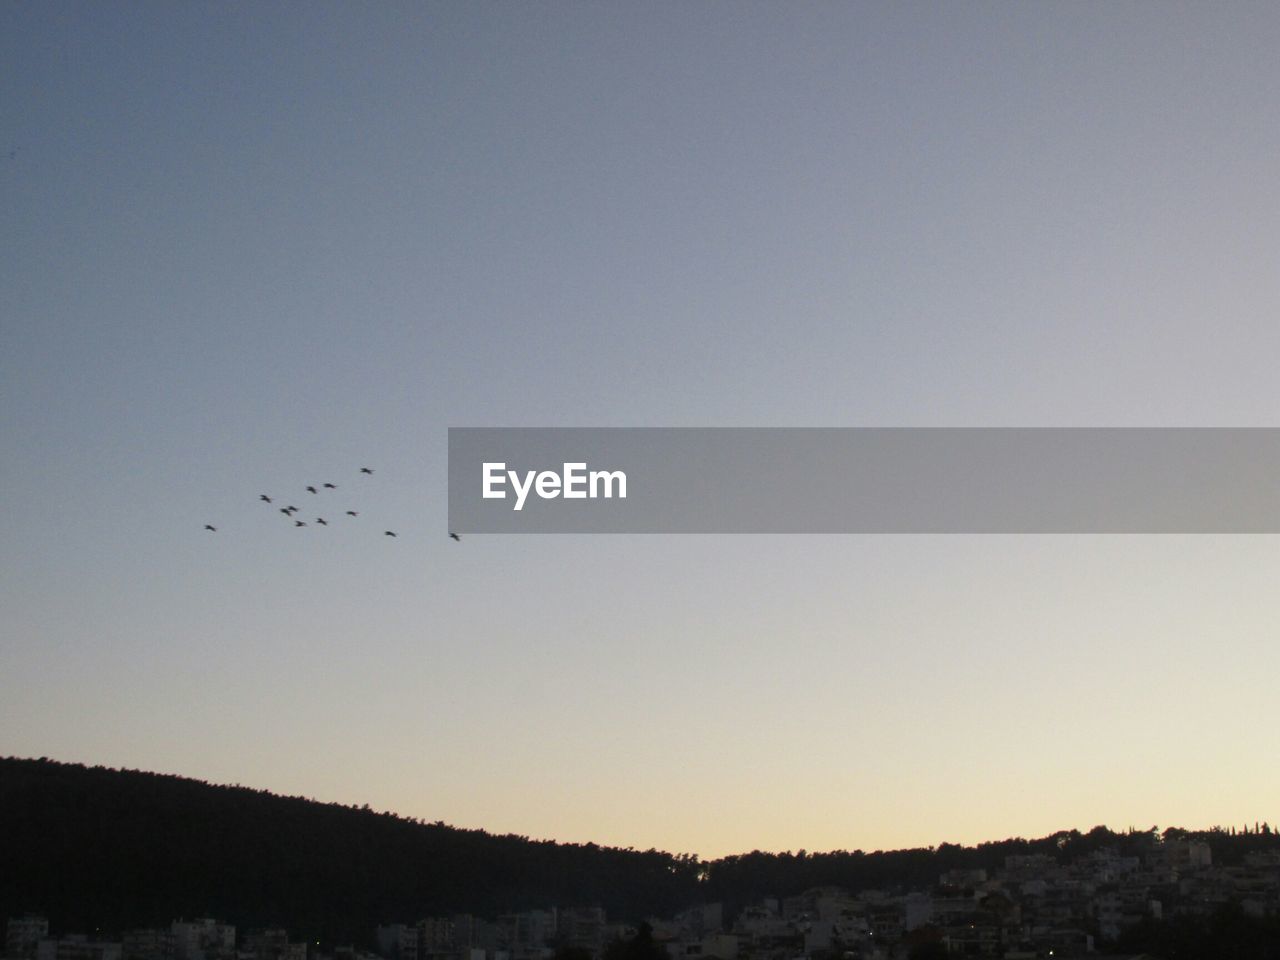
3;2;1279;858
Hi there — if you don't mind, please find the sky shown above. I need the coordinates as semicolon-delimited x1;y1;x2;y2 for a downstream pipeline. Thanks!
2;2;1279;859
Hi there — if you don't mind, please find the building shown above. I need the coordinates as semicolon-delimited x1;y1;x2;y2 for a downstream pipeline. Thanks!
36;937;122;960
171;921;234;960
6;918;50;960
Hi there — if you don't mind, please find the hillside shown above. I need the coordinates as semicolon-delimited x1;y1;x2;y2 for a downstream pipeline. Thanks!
2;757;1276;947
0;757;700;944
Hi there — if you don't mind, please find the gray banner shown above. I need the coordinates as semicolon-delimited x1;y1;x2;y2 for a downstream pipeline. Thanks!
447;428;1280;533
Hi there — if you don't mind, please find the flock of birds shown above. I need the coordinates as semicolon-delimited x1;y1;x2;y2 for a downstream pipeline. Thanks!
203;466;461;542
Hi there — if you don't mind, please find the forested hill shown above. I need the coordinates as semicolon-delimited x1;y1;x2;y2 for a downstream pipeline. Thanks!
2;757;1276;947
0;757;701;943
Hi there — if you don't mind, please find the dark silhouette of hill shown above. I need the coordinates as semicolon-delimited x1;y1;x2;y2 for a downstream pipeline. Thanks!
2;757;1277;948
0;758;701;945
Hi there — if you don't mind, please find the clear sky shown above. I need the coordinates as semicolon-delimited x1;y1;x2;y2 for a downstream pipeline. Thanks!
2;2;1279;859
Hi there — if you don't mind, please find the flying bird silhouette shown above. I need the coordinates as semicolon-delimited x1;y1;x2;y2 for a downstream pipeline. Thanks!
323;483;336;489
384;530;397;537
295;520;307;527
346;511;358;517
204;525;217;532
285;506;298;513
306;486;318;494
316;518;328;525
279;508;291;516
449;532;461;542
360;467;373;475
260;494;272;503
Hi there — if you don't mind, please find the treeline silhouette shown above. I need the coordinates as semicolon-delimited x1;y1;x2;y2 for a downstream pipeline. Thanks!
2;757;1277;950
0;758;700;945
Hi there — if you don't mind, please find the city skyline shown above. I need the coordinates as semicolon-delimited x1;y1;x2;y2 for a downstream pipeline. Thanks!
5;756;1279;956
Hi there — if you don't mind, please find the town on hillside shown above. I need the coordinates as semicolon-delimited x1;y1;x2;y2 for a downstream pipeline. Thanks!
8;834;1280;960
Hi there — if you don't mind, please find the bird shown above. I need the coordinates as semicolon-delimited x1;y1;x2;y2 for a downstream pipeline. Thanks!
323;483;337;489
384;530;397;537
204;524;217;532
306;486;318;494
449;532;461;542
285;505;298;513
260;494;272;503
279;508;292;516
360;467;373;475
316;518;328;526
346;510;358;517
295;520;307;527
